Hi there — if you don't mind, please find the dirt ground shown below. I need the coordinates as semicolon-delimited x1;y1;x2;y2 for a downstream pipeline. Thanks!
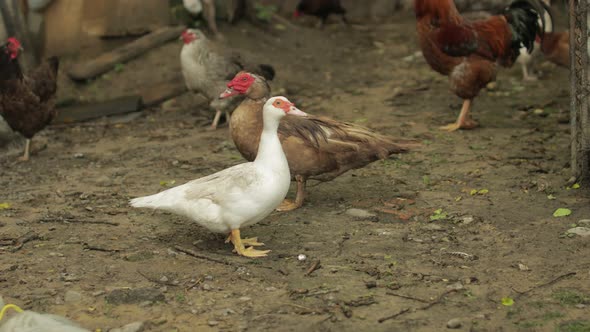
1;10;590;332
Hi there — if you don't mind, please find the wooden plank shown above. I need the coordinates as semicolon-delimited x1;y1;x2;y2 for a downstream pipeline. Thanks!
53;96;142;124
140;76;187;107
570;0;590;183
82;0;170;37
67;25;185;81
42;0;84;57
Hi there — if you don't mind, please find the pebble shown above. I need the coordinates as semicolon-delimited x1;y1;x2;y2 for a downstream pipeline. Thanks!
365;280;377;289
64;290;82;303
578;219;590;226
95;175;112;186
208;320;220;327
297;254;307;261
201;283;213;291
575;304;586;309
239;296;251;302
446;318;462;329
446;282;464;290
566;227;590;237
160;276;169;283
423;224;443;231
346;208;379;222
462;216;475;225
110;321;144;332
73;153;85;159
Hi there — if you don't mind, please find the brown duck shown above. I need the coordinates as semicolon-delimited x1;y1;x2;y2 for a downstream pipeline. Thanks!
219;72;417;211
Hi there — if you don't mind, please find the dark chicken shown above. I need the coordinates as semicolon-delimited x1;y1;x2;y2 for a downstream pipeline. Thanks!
415;0;548;131
0;37;59;161
294;0;347;28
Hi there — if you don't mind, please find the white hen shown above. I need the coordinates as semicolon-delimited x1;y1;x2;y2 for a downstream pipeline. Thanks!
130;97;307;257
179;29;275;130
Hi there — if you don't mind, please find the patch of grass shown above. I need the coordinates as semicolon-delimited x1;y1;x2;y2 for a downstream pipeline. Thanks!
175;293;186;303
541;311;564;321
553;289;590;306
506;307;522;319
557;320;590;332
515;320;543;329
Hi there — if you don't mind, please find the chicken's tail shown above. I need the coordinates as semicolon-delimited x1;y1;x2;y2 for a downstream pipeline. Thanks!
504;0;551;55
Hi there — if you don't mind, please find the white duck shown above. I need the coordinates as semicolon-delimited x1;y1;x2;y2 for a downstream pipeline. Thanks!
130;97;307;258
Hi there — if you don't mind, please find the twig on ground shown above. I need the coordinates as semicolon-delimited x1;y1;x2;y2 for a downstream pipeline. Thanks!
174;245;234;266
136;269;178;287
8;232;40;252
386;292;430;303
39;216;119;226
83;243;123;252
304;259;321;277
512;272;577;296
378;289;457;323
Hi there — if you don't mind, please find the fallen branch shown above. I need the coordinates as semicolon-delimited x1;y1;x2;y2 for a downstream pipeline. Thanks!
512;272;577;297
83;243;123;253
8;232;40;252
174;245;234;266
38;216;119;226
386;292;430;303
137;269;179;287
304;259;321;277
379;289;457;323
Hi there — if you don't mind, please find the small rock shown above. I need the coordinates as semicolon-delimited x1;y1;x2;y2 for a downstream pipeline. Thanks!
159;276;169;283
447;318;462;329
73;153;85;159
64;290;82;303
202;283;213;291
239;296;251;302
462;216;475;225
575;304;586;309
423;224;443;231
346;208;379;222
95;175;112;186
265;287;277;292
110;321;144;332
578;219;590;226
566;227;590;237
517;263;530;271
533;108;545;116
204;275;214;281
365;280;377;289
297;254;307;261
208;320;220;327
446;282;464;290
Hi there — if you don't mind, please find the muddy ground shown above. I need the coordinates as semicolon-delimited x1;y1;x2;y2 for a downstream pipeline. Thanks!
1;10;590;332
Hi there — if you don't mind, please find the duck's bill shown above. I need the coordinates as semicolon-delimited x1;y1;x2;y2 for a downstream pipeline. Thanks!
288;106;308;117
219;87;239;99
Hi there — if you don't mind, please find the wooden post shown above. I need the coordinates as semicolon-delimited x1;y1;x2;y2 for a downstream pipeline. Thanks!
570;0;590;183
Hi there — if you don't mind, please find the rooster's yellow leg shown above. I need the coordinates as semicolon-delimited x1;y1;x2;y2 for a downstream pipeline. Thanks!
18;139;31;162
228;229;270;258
276;175;306;212
209;109;222;130
440;99;478;131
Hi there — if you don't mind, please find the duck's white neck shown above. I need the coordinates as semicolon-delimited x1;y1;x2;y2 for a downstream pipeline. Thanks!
254;116;286;167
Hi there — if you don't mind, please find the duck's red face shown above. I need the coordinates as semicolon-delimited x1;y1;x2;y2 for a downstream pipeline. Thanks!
219;72;255;99
6;37;21;60
181;30;198;44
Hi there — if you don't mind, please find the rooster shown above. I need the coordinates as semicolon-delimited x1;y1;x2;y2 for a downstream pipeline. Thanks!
0;37;59;161
415;0;548;131
294;0;347;28
180;29;274;130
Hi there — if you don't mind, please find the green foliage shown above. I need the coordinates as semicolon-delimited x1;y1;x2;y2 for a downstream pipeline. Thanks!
254;2;277;22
